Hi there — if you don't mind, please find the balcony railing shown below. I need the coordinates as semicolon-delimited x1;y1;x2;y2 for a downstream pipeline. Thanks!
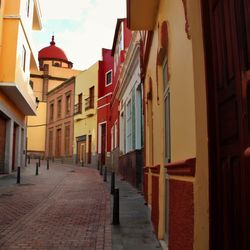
74;103;82;115
85;97;94;110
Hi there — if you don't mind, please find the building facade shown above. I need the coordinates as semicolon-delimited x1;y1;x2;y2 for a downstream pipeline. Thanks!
127;0;250;249
73;62;98;166
116;30;144;189
0;0;42;174
110;18;132;172
46;77;75;161
97;48;114;168
27;36;80;158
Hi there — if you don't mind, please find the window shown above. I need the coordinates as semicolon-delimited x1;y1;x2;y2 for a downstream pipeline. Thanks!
114;120;118;148
85;87;94;110
126;100;132;152
49;102;54;121
57;98;62;118
89;86;94;108
111;126;114;151
64;125;70;156
78;93;82;113
22;46;26;72
29;80;34;89
105;70;112;86
163;59;171;163
65;92;71;115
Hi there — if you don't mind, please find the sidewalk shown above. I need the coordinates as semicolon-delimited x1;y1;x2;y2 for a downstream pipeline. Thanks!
104;170;162;250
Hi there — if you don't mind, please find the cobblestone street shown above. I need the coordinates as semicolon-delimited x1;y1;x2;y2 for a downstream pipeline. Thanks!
0;162;111;250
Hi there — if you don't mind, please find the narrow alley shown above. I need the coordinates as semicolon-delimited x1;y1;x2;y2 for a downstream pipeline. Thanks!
0;161;160;250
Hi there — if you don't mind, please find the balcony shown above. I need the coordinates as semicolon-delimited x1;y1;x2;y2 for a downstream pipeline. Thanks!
74;103;82;115
85;97;95;117
127;0;160;30
85;97;94;110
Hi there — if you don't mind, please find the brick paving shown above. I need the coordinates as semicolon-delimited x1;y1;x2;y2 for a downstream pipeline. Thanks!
0;162;111;250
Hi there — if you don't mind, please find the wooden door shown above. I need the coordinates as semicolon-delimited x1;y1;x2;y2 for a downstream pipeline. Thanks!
0;116;6;173
202;0;250;249
101;124;106;165
88;135;92;164
81;142;86;163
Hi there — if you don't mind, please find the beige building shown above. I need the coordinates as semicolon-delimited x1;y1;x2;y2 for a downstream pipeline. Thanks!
0;0;42;173
27;36;80;158
73;62;98;166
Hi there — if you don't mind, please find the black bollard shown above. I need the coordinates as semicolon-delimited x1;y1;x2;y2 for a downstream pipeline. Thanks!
35;162;39;176
38;157;41;167
103;166;107;182
17;166;21;184
112;188;120;225
47;158;49;170
111;172;115;195
99;164;103;175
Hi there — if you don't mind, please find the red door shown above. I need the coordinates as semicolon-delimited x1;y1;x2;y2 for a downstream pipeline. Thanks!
0;116;6;174
101;124;106;165
202;0;250;249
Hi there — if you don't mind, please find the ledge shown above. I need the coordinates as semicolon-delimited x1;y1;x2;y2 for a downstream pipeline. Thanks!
165;158;196;177
150;165;160;174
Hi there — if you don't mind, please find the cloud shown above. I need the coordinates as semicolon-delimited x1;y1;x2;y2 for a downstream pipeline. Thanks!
33;0;126;69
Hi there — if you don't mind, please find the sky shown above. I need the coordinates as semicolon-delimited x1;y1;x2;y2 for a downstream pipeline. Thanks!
32;0;126;70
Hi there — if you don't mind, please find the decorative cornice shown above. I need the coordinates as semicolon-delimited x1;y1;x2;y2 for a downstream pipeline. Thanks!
150;164;160;174
165;158;196;176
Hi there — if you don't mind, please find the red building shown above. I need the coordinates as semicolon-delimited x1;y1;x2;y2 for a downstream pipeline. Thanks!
97;49;114;168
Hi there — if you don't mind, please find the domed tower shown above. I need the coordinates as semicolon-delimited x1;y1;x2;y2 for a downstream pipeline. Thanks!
38;35;73;69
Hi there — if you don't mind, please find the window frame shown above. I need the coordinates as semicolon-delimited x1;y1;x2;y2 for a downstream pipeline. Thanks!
105;70;112;86
163;58;171;163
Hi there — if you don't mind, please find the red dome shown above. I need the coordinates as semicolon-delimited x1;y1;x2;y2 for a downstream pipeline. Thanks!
38;36;69;62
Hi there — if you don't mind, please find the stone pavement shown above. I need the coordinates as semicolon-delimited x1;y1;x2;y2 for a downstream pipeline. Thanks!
0;161;162;250
0;161;111;250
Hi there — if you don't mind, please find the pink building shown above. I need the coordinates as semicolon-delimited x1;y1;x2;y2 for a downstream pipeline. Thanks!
46;77;75;161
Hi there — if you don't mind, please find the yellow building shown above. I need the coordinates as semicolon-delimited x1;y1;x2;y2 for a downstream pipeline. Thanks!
127;0;208;249
73;62;98;166
27;36;80;158
0;0;42;173
128;0;250;249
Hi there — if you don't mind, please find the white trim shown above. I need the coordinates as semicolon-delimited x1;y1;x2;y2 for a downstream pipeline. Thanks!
105;70;113;86
97;103;110;110
97;92;113;101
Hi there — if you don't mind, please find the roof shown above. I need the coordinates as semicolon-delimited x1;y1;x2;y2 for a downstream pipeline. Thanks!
38;36;69;62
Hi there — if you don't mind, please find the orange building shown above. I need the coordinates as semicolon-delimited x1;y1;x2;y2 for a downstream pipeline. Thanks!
0;0;42;174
